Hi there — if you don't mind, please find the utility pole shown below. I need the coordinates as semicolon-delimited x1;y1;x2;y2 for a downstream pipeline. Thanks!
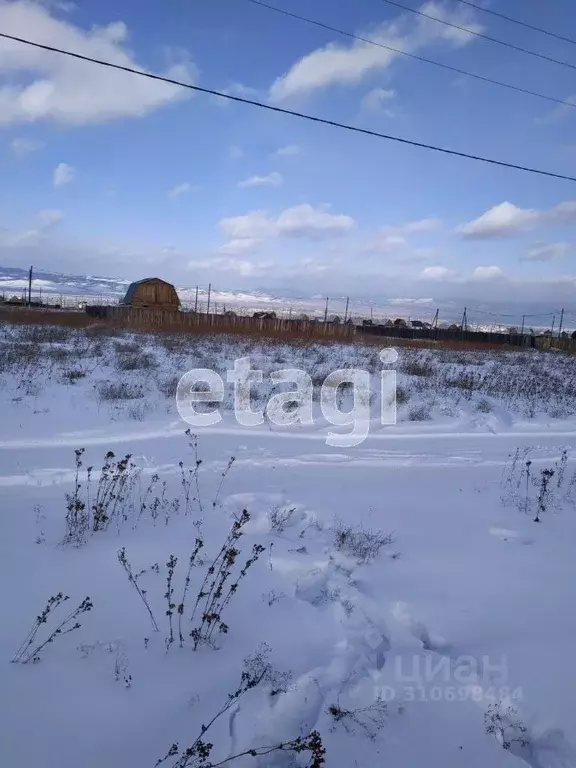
194;286;198;313
324;297;329;323
551;314;556;335
432;308;439;329
461;306;468;333
206;283;211;315
558;308;564;337
344;296;350;323
370;307;373;323
28;265;33;306
521;314;526;335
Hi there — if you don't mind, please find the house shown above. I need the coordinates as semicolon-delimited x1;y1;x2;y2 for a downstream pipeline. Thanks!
121;278;180;310
393;318;407;328
253;311;277;320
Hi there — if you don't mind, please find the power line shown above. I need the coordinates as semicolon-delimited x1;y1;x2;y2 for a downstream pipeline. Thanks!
379;0;576;72
1;30;576;182
452;0;576;47
243;0;576;111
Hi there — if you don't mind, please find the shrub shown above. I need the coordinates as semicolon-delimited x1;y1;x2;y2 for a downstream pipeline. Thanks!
62;368;87;384
401;359;435;377
476;398;492;413
485;703;530;752
327;696;388;740
156;374;179;399
115;350;158;371
63;448;142;543
155;647;322;768
12;592;93;664
268;504;297;533
117;548;160;632
407;404;431;421
18;325;71;344
118;510;264;651
189;510;265;649
96;380;145;401
333;520;394;564
395;386;410;405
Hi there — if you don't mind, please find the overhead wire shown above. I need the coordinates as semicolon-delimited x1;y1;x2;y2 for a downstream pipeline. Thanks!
243;0;576;111
379;0;576;72
452;0;576;47
0;30;575;181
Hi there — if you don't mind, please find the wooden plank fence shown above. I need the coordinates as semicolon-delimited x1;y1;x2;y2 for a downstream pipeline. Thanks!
358;324;576;351
86;305;356;340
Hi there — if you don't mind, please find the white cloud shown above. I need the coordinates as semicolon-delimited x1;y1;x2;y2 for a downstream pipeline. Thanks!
420;265;456;280
37;209;64;225
361;87;395;113
187;257;274;277
218;238;262;255
276;205;354;238
170;182;194;199
269;1;483;101
471;265;503;279
522;242;573;261
238;172;283;188
0;227;42;248
53;162;75;187
537;94;576;125
458;200;576;238
275;145;300;156
210;82;261;107
220;204;355;241
0;1;196;126
366;217;441;253
397;218;442;235
10;137;44;157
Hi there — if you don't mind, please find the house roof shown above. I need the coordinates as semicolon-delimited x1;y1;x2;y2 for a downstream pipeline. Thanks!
121;277;176;305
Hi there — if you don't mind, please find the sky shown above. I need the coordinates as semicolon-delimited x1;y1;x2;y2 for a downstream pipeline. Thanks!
1;0;576;314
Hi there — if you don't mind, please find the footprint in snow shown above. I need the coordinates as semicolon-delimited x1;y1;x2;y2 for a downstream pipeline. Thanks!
392;601;452;654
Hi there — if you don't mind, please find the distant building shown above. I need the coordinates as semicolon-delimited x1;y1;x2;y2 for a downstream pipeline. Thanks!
393;318;407;328
253;311;277;320
121;278;180;310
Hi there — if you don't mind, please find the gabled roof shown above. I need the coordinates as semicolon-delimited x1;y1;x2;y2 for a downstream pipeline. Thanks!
122;277;175;305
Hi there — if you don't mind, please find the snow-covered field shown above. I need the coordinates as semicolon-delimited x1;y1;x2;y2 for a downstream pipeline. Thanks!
2;322;576;768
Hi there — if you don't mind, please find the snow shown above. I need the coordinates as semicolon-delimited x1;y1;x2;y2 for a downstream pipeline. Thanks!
1;322;576;768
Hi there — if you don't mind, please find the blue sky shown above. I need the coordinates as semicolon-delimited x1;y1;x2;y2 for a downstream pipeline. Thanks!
1;0;576;308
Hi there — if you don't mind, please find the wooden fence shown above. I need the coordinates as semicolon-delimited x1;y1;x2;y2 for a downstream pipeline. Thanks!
358;324;576;352
85;305;356;340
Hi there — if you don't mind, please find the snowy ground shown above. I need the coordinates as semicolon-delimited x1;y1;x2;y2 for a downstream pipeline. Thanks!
2;322;576;768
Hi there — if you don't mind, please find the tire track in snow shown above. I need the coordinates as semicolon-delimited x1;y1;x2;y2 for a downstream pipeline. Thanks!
2;424;576;450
